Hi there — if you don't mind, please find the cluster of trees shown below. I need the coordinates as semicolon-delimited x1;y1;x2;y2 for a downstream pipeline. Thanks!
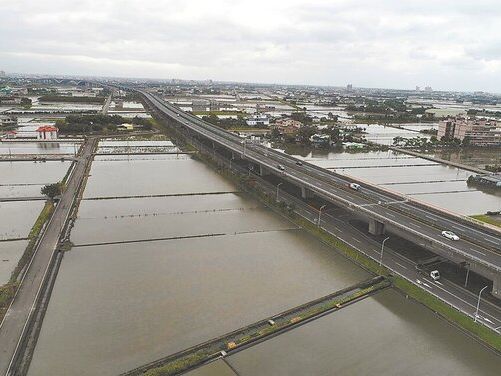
392;135;470;148
57;114;152;134
41;182;63;199
38;95;105;104
290;111;313;125
20;97;32;106
485;164;501;173
201;114;247;129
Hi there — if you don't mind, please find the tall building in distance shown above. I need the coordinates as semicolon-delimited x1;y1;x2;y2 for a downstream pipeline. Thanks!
346;83;353;91
438;117;501;146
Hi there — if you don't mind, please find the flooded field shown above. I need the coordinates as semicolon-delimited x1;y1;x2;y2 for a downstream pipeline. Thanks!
0;160;72;198
361;124;431;145
29;144;370;375
96;140;179;154
0;240;28;284
0;142;79;156
0;201;44;240
428;148;501;170
84;155;234;198
283;148;500;215
27;140;501;375
221;289;501;376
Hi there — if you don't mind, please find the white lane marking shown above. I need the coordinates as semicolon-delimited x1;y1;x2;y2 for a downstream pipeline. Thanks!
395;261;408;270
353;238;362;244
485;238;500;245
435;281;443;286
468;248;486;256
387;213;396;218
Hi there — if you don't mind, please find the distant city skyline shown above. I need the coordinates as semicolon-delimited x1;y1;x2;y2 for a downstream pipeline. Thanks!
1;0;501;92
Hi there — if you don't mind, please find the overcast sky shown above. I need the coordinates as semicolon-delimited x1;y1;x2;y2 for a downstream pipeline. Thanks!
1;0;501;91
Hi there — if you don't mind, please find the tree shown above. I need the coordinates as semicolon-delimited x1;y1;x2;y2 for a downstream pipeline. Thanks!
41;183;63;199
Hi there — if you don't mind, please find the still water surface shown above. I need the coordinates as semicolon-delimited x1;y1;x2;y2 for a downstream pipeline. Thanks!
224;289;501;376
28;149;501;375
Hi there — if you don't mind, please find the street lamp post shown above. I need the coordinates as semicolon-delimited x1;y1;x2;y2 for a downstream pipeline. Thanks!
276;182;283;202
317;204;327;228
380;236;390;267
241;139;246;157
474;285;489;323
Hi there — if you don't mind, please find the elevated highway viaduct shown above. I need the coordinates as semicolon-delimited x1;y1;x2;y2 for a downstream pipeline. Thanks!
139;90;501;298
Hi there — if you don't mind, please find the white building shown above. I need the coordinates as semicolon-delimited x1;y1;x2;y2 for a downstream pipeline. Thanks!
246;114;269;127
36;125;58;140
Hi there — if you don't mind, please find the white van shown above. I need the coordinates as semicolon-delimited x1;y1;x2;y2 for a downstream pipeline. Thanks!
430;270;440;281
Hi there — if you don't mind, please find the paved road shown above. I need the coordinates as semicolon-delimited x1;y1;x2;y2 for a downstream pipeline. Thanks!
0;137;96;375
141;91;501;277
101;93;113;115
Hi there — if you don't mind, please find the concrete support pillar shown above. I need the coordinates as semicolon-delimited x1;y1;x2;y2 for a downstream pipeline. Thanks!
301;186;314;199
492;273;501;298
259;164;271;176
369;218;385;235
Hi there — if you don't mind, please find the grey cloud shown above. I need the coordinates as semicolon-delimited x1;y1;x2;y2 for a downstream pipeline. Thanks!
1;0;501;91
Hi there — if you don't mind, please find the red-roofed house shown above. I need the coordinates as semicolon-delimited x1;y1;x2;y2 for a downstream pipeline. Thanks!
36;125;58;140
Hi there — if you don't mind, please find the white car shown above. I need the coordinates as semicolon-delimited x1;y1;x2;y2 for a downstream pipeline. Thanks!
349;183;361;191
441;230;460;241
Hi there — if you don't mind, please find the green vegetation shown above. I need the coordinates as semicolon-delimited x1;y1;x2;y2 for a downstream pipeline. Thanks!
192;110;245;116
56;114;153;134
393;278;501;351
38;95;105;104
392;135;469;149
0;283;18;322
201;114;248;129
471;215;501;228
41;182;63;199
0;202;55;322
485;164;501;173
13;202;55;281
144;352;210;376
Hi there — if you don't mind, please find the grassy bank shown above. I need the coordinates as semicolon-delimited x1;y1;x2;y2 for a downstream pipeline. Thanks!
0;283;18;323
0;201;55;323
471;215;501;228
10;202;55;283
393;278;501;351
